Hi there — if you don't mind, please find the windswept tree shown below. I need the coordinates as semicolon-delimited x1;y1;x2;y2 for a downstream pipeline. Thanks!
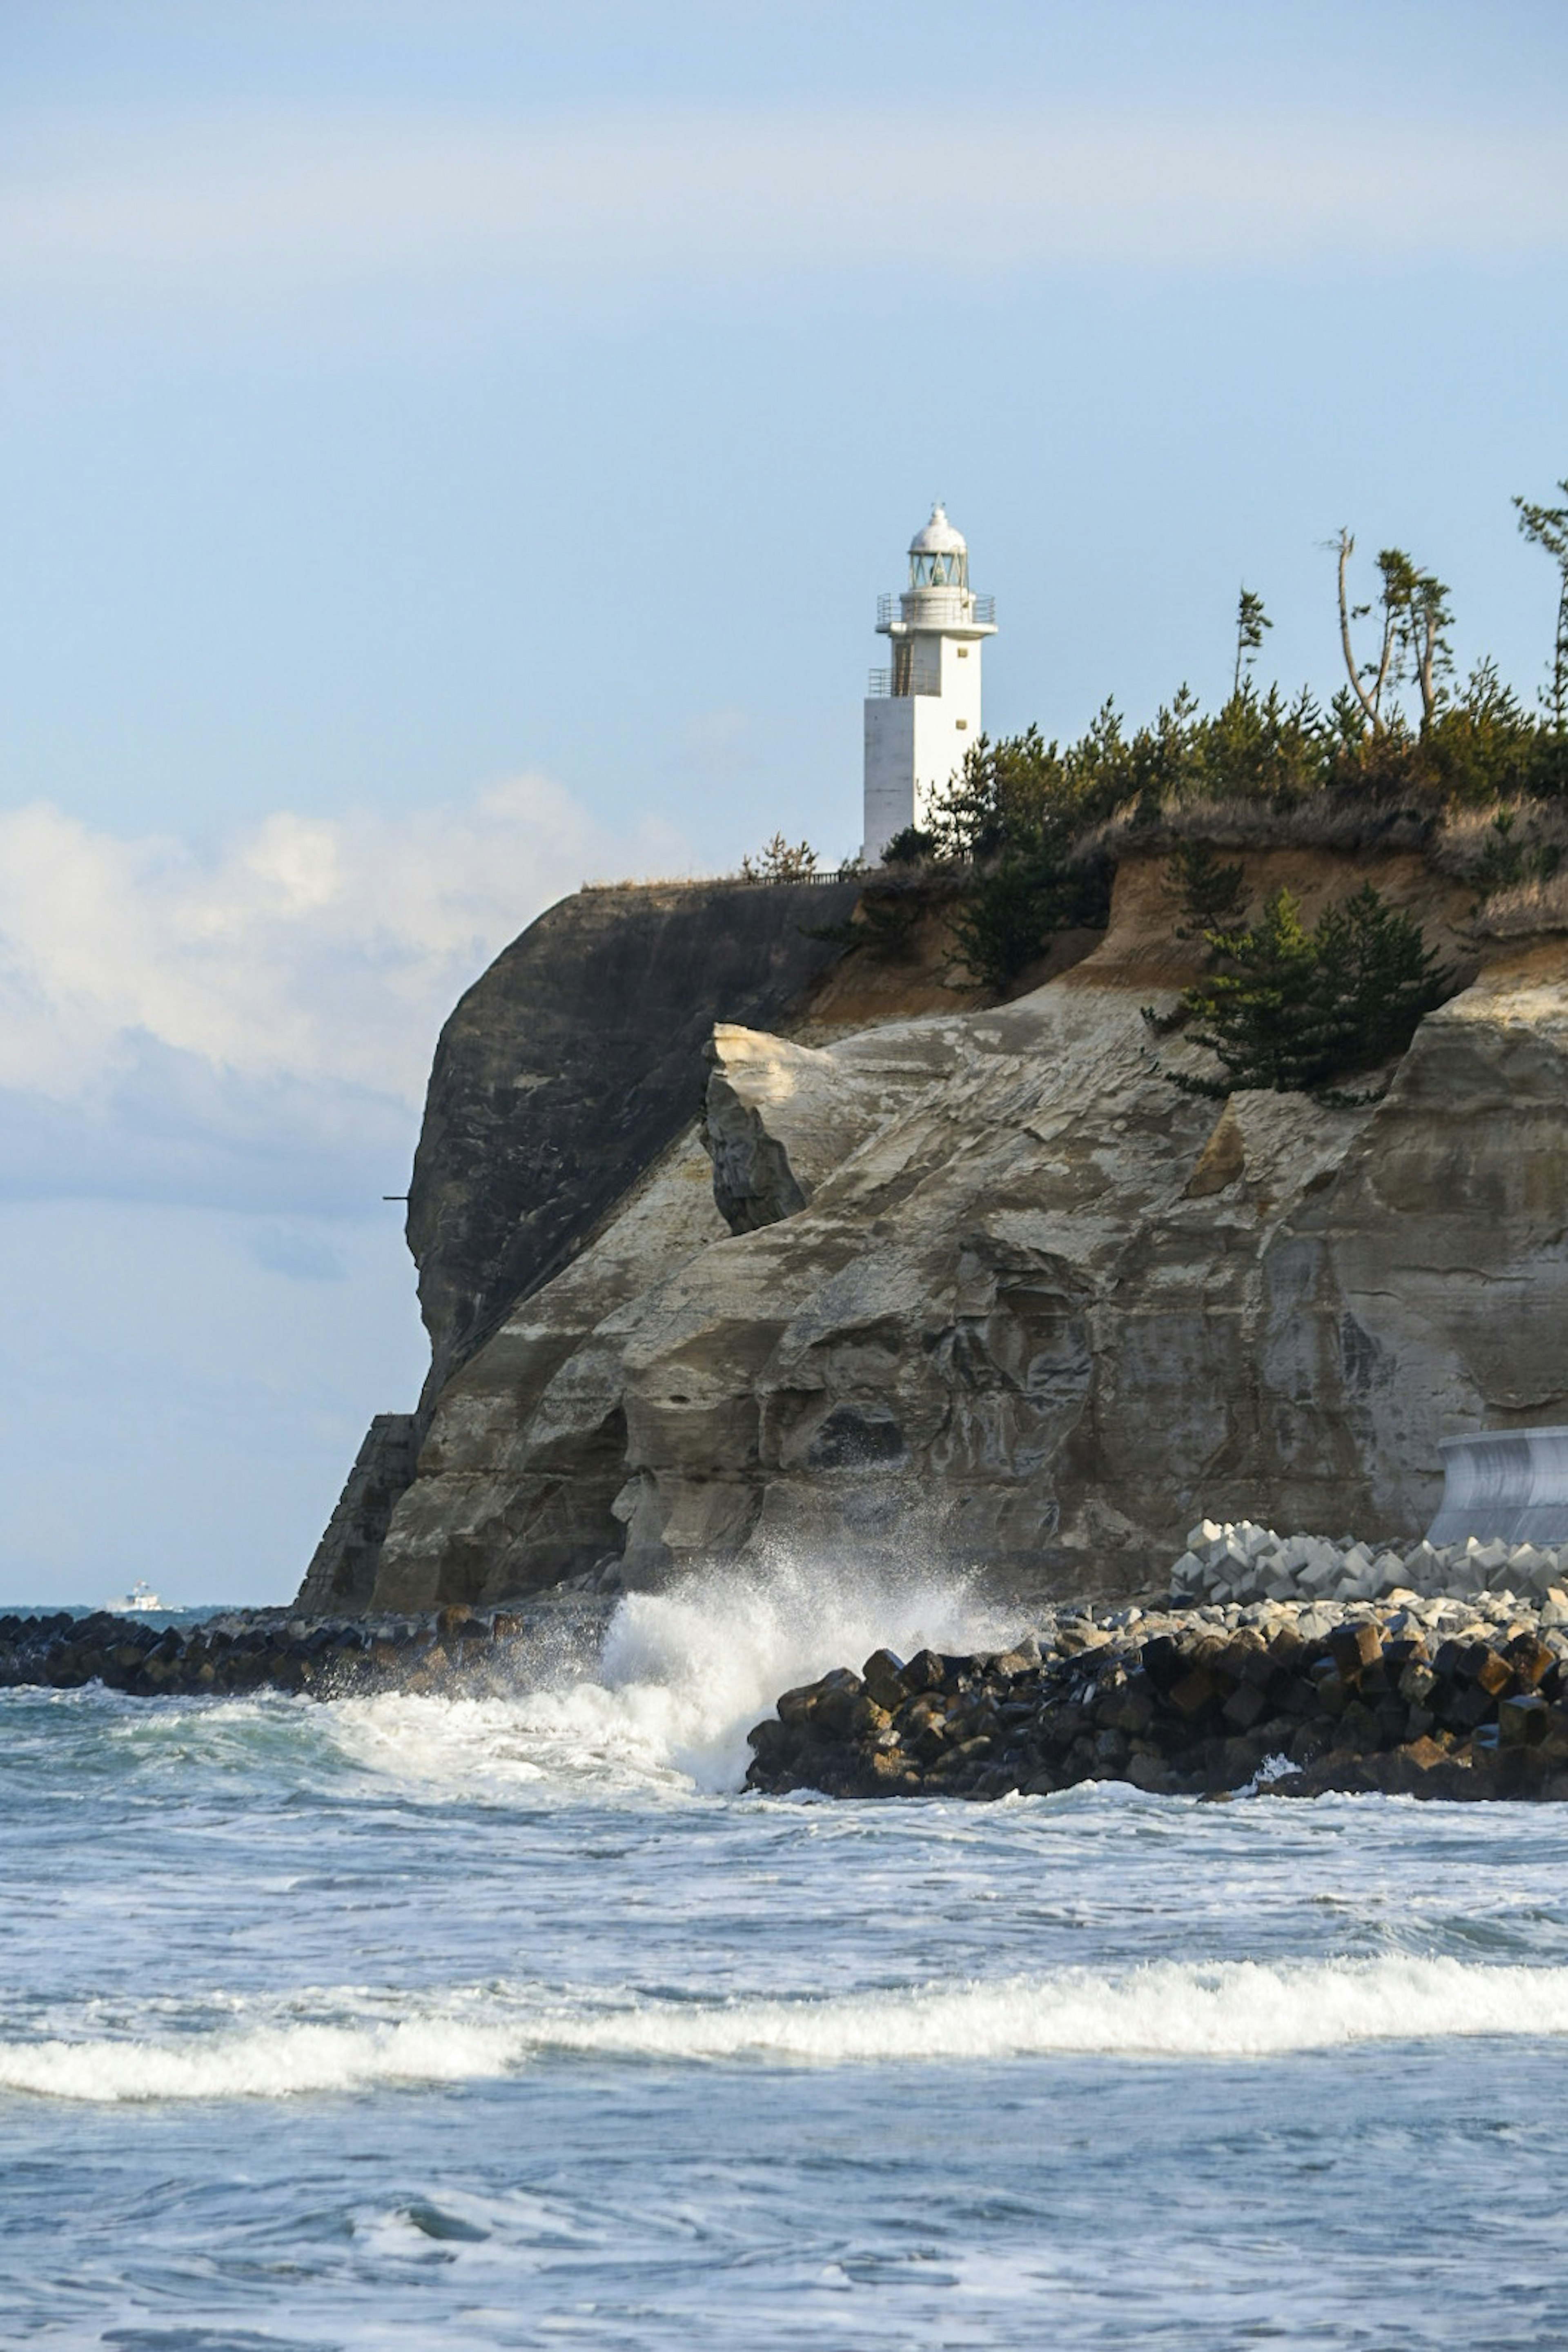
1334;530;1453;734
1401;561;1456;730
1233;586;1272;694
1515;479;1568;732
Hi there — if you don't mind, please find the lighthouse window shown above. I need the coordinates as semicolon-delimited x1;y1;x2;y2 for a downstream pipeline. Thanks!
956;646;969;658
956;718;969;730
909;551;968;589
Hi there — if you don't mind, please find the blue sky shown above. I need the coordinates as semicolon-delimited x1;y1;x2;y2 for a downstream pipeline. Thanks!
1;0;1565;1603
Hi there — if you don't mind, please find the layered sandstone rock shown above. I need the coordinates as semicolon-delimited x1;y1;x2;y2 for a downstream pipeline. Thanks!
300;846;1568;1614
373;1125;728;1607
295;1414;418;1613
703;1018;964;1233
405;875;862;1405
304;876;862;1601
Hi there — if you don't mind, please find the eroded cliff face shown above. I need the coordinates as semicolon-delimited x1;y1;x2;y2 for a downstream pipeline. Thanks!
374;1129;728;1606
349;846;1568;1613
405;876;863;1407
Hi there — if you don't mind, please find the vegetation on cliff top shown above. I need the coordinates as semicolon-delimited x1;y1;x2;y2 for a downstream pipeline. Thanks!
879;490;1568;992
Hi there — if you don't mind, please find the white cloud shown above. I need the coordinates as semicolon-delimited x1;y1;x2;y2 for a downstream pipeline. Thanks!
0;775;689;1207
1;101;1562;325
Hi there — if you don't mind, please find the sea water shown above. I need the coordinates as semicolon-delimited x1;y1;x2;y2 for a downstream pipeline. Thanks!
5;1563;1568;2349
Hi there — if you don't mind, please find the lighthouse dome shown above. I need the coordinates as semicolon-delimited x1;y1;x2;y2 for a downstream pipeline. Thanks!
909;503;967;557
907;503;969;591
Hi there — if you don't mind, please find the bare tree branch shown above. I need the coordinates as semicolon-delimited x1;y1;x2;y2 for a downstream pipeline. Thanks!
1336;531;1383;730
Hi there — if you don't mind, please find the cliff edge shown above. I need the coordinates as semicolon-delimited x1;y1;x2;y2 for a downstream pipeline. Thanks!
299;847;1568;1615
297;874;860;1608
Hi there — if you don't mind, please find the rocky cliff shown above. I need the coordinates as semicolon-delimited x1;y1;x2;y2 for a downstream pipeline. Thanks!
299;846;1568;1615
405;875;864;1403
296;875;861;1609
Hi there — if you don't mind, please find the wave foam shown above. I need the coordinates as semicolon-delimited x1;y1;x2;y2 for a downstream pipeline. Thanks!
8;1956;1568;2100
0;2016;520;2103
327;1554;1016;1797
532;1955;1568;2063
593;1554;1016;1791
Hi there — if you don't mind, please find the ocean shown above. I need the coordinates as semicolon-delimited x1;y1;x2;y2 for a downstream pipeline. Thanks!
5;1561;1568;2350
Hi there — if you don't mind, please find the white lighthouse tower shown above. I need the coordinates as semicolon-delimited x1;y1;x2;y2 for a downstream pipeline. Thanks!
862;503;997;862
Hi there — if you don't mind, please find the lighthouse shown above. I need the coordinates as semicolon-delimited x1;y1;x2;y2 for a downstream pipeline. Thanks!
862;503;997;863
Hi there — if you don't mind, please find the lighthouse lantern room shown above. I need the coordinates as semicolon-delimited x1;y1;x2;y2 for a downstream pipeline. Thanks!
862;504;997;863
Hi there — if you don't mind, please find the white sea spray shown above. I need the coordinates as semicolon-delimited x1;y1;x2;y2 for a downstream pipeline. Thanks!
324;1551;1018;1798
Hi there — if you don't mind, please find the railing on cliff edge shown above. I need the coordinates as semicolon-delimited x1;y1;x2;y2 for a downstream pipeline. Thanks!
578;864;868;892
735;863;865;886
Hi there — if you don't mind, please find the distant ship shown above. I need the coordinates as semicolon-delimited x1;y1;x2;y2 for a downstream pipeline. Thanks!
105;1581;163;1615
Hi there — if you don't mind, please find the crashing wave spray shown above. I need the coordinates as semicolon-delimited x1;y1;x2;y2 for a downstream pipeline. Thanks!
596;1547;1018;1789
326;1549;1017;1798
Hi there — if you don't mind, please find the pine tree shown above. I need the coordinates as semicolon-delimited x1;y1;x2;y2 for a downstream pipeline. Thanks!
1184;889;1327;1089
1181;884;1449;1092
741;832;818;881
1515;480;1568;733
1233;586;1272;694
1334;532;1453;733
1310;882;1450;1072
949;850;1073;993
1165;839;1245;943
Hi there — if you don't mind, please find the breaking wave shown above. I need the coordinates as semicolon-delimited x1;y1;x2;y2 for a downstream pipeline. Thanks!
8;1956;1568;2101
326;1553;1018;1797
0;2016;519;2103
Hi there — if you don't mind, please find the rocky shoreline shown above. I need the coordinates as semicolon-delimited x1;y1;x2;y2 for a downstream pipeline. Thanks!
745;1588;1568;1805
0;1598;612;1702
18;1566;1568;1807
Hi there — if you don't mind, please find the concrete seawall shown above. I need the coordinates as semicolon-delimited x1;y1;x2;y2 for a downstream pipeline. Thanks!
1428;1429;1568;1548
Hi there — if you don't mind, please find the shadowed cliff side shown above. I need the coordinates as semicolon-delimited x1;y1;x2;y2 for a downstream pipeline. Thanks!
408;877;866;1406
296;876;863;1610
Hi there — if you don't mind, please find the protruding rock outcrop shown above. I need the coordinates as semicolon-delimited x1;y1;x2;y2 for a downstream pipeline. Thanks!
295;1414;418;1613
702;1019;962;1234
298;845;1568;1615
304;877;862;1606
406;876;862;1403
372;1124;728;1608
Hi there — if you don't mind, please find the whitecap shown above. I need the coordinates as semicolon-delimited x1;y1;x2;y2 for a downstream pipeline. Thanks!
0;2014;522;2103
8;1954;1568;2101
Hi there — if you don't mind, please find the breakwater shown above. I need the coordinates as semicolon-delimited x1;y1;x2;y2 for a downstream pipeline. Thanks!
0;1599;610;1701
746;1588;1568;1805
21;1551;1568;1806
1171;1519;1568;1607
